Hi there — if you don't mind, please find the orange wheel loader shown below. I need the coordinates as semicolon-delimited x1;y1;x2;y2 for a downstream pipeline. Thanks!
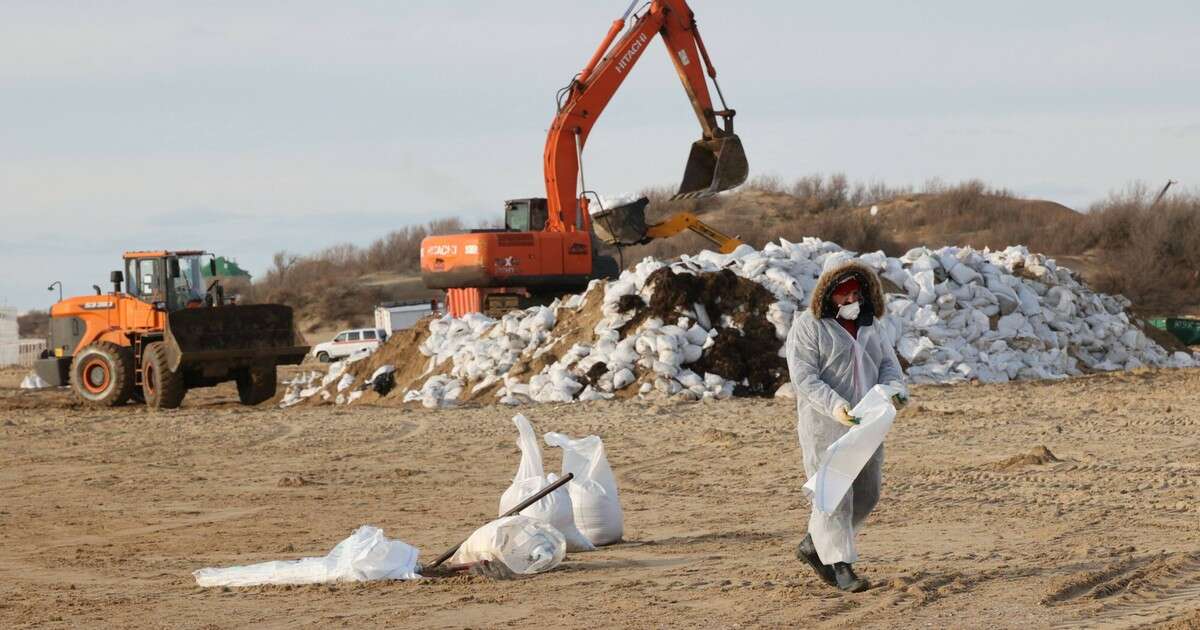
34;251;309;409
421;0;748;317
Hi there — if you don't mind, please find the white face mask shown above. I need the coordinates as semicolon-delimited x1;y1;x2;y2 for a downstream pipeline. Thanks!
837;301;861;321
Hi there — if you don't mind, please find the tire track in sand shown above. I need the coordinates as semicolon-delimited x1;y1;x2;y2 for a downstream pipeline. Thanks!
1047;552;1200;629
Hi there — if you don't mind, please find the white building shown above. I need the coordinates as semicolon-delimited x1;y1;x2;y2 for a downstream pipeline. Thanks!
0;307;18;366
0;307;46;367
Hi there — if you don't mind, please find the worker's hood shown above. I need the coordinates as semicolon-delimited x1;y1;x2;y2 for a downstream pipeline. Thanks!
810;257;886;321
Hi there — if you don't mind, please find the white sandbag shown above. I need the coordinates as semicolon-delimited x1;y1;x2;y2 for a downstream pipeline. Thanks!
544;432;624;546
448;515;566;575
20;373;51;389
499;415;595;552
192;525;419;587
803;384;900;513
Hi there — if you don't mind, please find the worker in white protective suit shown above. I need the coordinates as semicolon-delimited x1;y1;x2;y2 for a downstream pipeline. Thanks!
786;255;908;592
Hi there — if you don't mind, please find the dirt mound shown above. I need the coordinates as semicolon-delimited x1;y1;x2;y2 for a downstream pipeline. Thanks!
277;475;319;487
699;428;739;446
293;317;441;407
993;446;1061;470
294;267;790;406
508;288;608;382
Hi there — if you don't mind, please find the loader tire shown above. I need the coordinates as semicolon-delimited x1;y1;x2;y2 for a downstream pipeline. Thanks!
142;342;186;409
236;365;277;406
71;341;135;407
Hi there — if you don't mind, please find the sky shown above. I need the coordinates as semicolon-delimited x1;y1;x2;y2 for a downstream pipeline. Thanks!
2;0;1197;311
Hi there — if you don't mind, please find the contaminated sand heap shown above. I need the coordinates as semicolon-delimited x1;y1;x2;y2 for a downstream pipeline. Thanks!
281;238;1197;408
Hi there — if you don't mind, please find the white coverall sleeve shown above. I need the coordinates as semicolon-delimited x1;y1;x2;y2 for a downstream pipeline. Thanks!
875;331;908;397
786;314;849;417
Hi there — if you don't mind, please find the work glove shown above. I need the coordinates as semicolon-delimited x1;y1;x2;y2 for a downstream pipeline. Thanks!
833;405;860;427
886;381;908;409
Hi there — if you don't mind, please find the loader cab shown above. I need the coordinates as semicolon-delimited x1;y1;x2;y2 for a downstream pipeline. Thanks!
122;250;213;311
504;198;548;232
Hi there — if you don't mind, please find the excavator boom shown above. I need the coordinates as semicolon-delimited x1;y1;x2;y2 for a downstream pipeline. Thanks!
420;0;748;317
544;0;748;233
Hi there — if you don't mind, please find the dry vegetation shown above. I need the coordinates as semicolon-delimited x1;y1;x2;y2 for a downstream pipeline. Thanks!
17;310;48;338
602;176;1199;314
242;219;464;332
224;176;1198;331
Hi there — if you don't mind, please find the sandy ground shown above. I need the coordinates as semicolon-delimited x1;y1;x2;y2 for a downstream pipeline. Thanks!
1;367;1198;629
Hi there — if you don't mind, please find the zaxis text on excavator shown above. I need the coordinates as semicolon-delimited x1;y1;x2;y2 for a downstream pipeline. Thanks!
35;250;308;408
420;0;748;317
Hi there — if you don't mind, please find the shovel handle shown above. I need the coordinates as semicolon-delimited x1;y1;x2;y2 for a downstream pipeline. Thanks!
424;472;574;571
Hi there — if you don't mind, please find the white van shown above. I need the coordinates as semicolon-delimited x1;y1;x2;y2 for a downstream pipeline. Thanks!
310;328;386;363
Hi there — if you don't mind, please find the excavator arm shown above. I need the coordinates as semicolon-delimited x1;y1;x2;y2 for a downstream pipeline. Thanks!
643;212;744;254
591;196;744;255
543;0;748;234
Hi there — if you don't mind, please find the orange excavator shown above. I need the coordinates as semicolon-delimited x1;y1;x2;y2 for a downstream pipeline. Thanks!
420;0;748;317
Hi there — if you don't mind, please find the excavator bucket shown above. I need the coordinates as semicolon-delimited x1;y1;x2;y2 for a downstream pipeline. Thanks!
163;304;309;372
592;197;650;246
672;133;744;199
673;134;749;200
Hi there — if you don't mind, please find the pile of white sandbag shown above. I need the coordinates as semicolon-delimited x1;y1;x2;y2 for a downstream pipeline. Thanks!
498;415;624;550
306;238;1196;408
873;244;1197;383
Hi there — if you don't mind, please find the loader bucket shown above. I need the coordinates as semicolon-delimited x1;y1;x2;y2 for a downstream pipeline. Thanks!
163;304;309;372
673;134;749;200
592;197;650;246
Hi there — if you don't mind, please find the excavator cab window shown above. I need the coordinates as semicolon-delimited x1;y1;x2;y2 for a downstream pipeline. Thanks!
505;201;530;232
505;198;549;232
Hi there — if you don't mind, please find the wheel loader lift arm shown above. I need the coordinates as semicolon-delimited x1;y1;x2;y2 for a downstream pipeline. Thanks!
543;0;746;235
644;212;744;254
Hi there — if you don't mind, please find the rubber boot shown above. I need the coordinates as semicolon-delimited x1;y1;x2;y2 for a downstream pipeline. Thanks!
795;534;836;586
833;562;869;592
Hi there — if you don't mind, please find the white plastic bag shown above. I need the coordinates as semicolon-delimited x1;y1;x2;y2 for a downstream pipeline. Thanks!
193;525;419;587
803;384;899;513
449;515;566;575
544;432;624;546
19;373;50;389
499;415;595;552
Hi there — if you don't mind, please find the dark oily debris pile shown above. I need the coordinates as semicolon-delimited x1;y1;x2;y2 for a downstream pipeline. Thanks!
625;268;786;396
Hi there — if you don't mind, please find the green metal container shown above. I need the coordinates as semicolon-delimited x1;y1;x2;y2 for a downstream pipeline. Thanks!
1147;317;1200;346
202;256;252;280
